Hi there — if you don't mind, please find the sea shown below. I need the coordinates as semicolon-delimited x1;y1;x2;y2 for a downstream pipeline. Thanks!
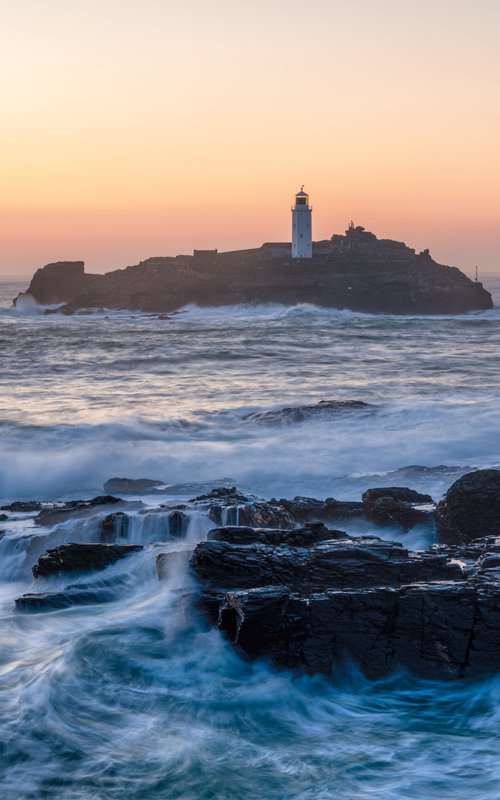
1;274;499;799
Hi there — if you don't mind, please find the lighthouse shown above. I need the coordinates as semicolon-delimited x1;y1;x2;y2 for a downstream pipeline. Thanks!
292;186;312;259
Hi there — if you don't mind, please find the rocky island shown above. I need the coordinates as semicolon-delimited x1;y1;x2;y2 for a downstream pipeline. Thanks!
15;224;493;315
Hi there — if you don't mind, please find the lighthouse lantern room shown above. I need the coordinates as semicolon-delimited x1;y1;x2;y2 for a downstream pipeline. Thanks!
292;186;312;259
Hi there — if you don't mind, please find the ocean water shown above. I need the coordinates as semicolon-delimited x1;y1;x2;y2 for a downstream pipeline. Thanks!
1;275;500;799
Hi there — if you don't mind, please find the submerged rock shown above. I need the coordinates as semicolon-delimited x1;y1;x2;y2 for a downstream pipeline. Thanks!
32;543;143;577
15;580;124;611
244;400;371;425
436;469;500;544
191;525;500;679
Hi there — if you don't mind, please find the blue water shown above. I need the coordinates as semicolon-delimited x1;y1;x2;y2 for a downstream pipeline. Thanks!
1;275;499;799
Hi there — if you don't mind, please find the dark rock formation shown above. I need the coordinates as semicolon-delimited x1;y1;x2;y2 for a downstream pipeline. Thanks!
0;513;7;522
207;522;348;547
34;495;122;526
15;580;125;612
185;485;434;532
436;469;500;544
191;487;244;503
244;400;371;425
16;230;493;315
361;487;434;530
1;501;43;512
32;543;143;578
190;525;500;679
278;496;365;524
192;535;459;592
103;477;165;495
362;487;432;505
100;512;130;542
188;487;298;529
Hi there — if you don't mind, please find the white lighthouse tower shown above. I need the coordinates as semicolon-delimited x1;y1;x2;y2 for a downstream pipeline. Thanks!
292;186;312;259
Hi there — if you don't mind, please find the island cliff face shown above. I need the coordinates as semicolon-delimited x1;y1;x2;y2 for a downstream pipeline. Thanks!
16;226;493;315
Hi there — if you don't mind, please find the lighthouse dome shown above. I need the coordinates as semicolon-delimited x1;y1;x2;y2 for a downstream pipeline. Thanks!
293;186;310;208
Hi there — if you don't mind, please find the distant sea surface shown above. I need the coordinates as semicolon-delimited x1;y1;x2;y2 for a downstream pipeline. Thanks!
1;274;499;799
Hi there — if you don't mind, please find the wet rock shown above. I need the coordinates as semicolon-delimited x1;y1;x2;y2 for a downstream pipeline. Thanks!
103;477;165;495
100;512;130;542
216;579;495;679
243;400;371;426
1;501;43;512
208;522;348;547
362;487;433;505
32;543;143;578
34;495;122;526
431;535;500;567
361;487;434;530
213;501;296;529
436;469;500;544
191;487;246;503
191;526;500;679
136;508;189;541
278;496;364;524
15;579;124;611
192;536;460;592
166;510;188;538
189;488;298;529
0;514;7;522
185;487;431;533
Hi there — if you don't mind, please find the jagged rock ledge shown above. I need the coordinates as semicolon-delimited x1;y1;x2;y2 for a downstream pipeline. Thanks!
14;227;493;315
184;470;500;679
190;524;500;680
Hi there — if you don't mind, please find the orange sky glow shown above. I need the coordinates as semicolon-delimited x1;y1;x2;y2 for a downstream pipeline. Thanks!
1;0;499;276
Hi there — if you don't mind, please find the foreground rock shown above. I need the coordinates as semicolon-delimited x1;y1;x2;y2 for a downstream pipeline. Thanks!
32;543;143;578
190;524;500;679
436;469;500;544
15;227;492;315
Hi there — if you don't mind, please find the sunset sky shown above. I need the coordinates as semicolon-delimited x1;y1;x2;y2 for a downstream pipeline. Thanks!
1;0;499;275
